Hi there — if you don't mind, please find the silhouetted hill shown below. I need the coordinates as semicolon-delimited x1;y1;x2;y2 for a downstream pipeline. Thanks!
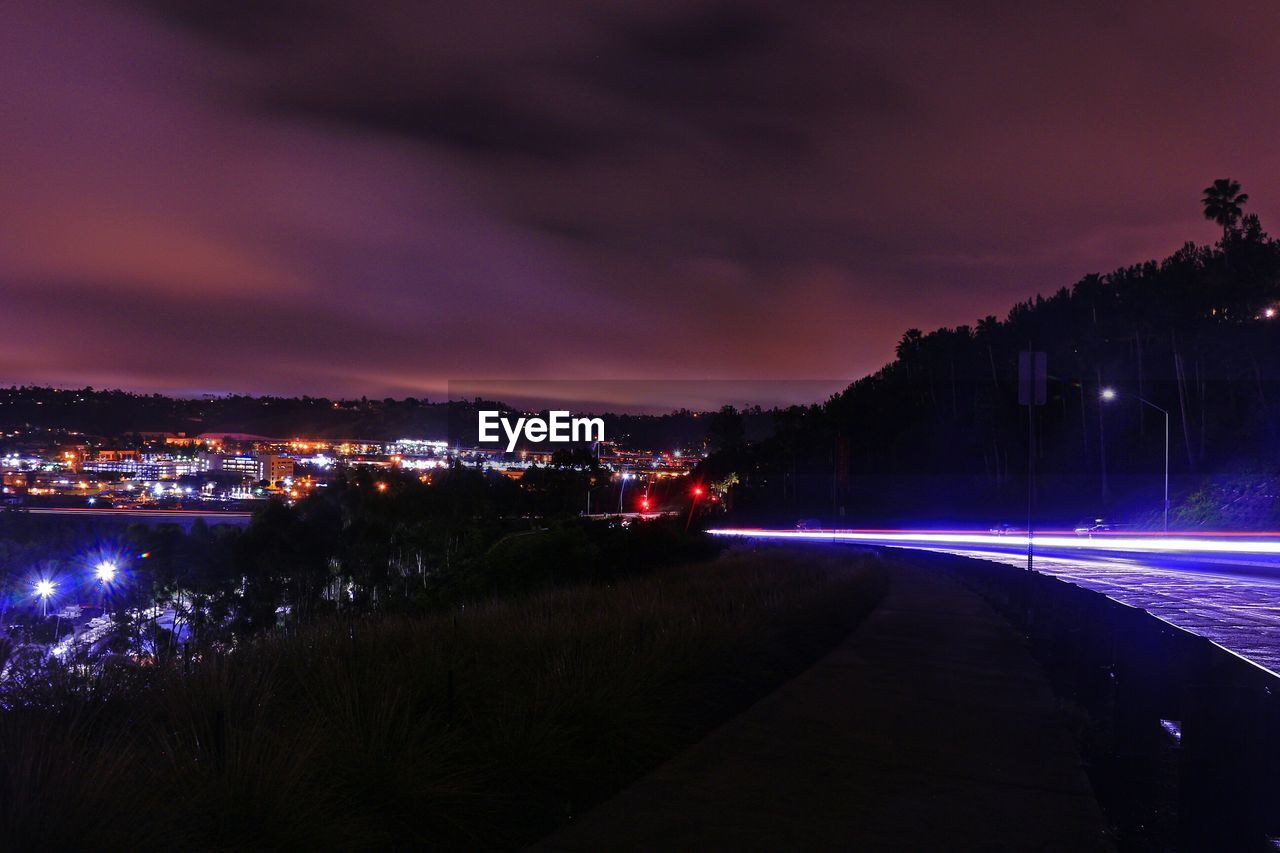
700;214;1280;527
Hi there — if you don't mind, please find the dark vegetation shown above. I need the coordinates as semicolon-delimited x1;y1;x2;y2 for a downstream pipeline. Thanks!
1;547;887;850
0;466;715;651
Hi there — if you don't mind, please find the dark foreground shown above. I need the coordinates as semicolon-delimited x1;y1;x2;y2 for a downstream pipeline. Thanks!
537;551;1113;851
1;547;885;850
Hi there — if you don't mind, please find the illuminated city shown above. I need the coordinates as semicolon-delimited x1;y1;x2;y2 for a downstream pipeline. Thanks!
5;1;1280;849
0;425;699;510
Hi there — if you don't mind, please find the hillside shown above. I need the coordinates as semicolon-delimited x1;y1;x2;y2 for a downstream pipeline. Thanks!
702;212;1280;527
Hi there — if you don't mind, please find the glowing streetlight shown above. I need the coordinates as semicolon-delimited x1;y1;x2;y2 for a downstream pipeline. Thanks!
1266;308;1277;319
34;579;55;617
95;560;118;616
1100;388;1170;532
617;469;636;513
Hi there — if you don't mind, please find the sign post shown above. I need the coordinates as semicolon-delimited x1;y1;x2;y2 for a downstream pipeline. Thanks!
1018;351;1046;571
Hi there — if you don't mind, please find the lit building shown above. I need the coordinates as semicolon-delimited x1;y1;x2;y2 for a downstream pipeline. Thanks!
262;454;295;484
201;452;294;484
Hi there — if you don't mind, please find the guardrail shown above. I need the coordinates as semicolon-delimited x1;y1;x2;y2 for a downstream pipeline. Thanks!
912;550;1280;851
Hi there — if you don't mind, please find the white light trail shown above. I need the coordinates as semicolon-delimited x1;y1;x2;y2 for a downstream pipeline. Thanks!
707;528;1280;557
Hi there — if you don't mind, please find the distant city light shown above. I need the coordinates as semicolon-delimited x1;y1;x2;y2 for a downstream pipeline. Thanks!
1266;307;1277;319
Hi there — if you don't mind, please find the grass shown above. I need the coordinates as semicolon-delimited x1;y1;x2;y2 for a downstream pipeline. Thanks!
1;547;887;850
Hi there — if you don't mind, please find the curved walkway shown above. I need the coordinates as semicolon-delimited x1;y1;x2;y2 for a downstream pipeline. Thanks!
534;554;1113;852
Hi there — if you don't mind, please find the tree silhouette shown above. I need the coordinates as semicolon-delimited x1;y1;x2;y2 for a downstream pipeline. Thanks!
1202;178;1249;238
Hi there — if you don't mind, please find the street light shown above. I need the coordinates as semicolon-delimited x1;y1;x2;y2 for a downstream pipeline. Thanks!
34;579;55;618
95;561;117;584
617;469;631;513
1100;387;1170;532
95;560;118;616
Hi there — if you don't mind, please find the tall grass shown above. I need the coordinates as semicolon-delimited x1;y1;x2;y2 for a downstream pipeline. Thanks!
1;548;886;850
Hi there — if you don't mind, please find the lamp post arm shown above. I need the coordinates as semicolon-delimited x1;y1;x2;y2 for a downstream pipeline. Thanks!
1137;397;1169;416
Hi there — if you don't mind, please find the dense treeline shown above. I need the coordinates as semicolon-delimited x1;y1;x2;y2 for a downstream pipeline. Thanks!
0;387;720;450
701;193;1280;526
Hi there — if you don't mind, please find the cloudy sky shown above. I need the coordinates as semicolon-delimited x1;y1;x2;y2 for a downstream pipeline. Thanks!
2;1;1277;405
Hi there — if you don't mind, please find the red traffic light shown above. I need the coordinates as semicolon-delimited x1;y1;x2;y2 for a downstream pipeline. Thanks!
691;486;704;498
640;497;651;510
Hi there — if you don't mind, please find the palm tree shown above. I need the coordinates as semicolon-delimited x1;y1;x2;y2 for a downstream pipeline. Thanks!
1201;178;1249;238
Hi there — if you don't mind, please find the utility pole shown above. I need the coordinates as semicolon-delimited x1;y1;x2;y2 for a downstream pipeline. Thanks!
1162;404;1169;532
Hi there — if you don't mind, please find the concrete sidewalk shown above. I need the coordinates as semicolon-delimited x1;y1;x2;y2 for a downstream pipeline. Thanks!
533;556;1114;852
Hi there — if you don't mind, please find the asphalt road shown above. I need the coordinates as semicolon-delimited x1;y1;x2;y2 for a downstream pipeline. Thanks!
710;528;1280;674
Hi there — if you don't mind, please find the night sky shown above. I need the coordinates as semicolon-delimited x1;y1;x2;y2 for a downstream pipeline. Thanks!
4;1;1277;406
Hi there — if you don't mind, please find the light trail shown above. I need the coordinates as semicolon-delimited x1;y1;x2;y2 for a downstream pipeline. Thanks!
710;526;1280;672
24;507;254;519
707;527;1280;556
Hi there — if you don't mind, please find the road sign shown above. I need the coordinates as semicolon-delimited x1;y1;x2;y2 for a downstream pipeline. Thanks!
1018;351;1046;406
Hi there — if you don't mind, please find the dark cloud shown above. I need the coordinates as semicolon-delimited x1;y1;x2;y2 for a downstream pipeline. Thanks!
268;86;621;162
131;0;336;50
621;4;775;65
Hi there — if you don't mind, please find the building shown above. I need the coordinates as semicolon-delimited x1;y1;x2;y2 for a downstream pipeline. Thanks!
82;455;206;480
96;449;140;462
262;454;295;484
202;452;295;484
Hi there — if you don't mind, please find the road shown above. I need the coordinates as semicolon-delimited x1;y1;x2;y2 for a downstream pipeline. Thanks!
19;506;254;525
709;527;1280;674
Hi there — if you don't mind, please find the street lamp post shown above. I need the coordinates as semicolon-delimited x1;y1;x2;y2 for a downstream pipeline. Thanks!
95;560;118;615
1101;389;1170;532
34;579;54;619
